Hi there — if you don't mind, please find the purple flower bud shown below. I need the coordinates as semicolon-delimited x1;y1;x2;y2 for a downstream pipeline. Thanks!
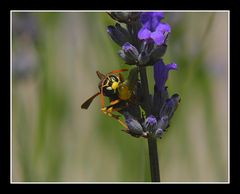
108;12;141;23
140;12;164;30
156;116;169;130
118;50;136;65
154;59;177;92
107;24;130;47
119;42;140;65
155;128;164;138
122;42;139;59
152;85;169;117
160;94;180;120
149;44;167;63
123;112;144;136
143;115;157;132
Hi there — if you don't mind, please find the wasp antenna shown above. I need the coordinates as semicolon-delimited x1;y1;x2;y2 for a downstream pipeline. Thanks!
110;68;128;74
96;71;106;80
100;86;105;108
119;73;125;82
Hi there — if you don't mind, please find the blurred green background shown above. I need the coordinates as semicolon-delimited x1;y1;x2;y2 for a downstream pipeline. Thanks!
12;11;228;182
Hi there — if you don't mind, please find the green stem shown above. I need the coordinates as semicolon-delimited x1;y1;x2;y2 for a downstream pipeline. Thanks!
148;137;160;182
139;66;160;182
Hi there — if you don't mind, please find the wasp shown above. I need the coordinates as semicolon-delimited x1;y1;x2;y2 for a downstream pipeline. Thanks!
81;68;139;131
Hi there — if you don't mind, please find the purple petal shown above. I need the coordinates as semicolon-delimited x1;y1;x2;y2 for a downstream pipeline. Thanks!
153;23;171;44
156;22;171;33
143;21;151;29
150;31;165;45
166;63;177;70
138;27;151;40
153;12;164;20
140;12;164;25
154;60;177;91
140;12;154;25
151;17;160;30
151;12;165;29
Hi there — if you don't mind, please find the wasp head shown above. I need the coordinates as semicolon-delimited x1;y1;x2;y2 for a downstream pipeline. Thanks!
98;74;121;97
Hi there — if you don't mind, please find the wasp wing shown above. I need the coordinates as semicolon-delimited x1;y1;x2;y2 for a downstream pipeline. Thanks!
126;67;138;90
96;71;105;80
81;92;100;109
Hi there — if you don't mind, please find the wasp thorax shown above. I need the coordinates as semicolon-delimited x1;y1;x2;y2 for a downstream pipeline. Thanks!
118;84;132;100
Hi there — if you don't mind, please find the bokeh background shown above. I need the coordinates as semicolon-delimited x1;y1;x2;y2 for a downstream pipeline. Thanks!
12;11;228;182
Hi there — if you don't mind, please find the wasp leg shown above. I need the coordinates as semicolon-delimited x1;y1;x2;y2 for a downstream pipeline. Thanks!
101;106;149;138
109;99;121;106
101;107;128;129
120;127;149;138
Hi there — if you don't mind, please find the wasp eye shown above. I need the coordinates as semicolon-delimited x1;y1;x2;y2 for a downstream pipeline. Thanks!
106;86;112;90
112;75;120;83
